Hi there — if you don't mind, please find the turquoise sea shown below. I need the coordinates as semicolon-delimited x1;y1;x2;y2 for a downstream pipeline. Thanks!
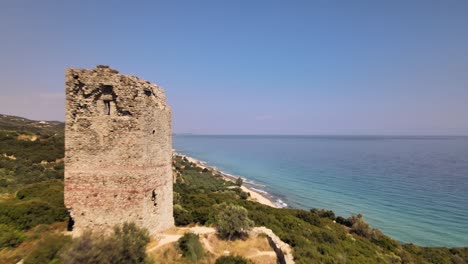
173;135;468;247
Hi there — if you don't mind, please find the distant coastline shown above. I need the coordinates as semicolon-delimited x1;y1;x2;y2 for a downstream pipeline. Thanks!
174;151;287;208
173;134;468;247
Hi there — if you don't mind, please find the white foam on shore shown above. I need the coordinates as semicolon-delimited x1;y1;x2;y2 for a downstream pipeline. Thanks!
244;179;266;187
275;199;288;208
223;172;236;178
250;187;269;194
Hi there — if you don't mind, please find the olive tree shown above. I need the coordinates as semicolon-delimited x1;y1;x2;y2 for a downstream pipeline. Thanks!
215;203;254;240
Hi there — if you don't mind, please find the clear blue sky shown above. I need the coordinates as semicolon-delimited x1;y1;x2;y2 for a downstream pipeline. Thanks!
1;0;467;135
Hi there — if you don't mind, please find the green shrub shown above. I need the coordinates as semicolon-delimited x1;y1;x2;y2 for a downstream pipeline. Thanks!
235;177;243;187
239;191;249;200
294;210;322;226
60;222;150;264
0;200;67;230
24;233;71;264
174;204;194;226
0;180;67;231
314;230;338;244
60;231;109;264
215;255;252;264
16;180;64;208
177;233;204;262
372;233;399;252
112;222;150;264
215;203;254;240
350;215;373;239
317;209;335;220
335;216;353;227
0;224;26;248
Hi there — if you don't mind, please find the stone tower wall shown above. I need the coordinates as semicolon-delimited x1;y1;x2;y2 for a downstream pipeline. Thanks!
64;66;173;235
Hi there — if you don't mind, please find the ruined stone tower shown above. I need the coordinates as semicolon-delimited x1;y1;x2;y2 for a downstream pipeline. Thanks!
64;65;173;235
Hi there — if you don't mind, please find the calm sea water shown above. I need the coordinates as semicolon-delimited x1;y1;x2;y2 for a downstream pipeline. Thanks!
173;135;468;247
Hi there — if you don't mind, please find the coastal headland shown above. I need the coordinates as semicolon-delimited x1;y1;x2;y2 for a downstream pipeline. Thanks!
174;152;278;208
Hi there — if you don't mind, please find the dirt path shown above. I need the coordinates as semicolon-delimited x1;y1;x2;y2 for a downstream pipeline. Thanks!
248;250;277;258
147;234;182;252
200;236;216;254
146;226;216;252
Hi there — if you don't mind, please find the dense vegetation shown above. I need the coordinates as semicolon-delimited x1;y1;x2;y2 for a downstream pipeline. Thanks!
20;222;151;264
0;115;64;192
177;233;205;262
173;155;468;264
59;222;151;264
1;114;468;263
0;115;68;263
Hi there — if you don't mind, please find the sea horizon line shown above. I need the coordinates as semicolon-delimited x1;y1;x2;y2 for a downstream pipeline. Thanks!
174;133;468;138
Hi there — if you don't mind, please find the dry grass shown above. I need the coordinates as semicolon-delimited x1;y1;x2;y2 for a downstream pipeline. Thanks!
16;134;38;141
0;193;15;202
0;222;68;264
250;254;278;264
149;243;217;264
206;233;271;254
148;230;276;264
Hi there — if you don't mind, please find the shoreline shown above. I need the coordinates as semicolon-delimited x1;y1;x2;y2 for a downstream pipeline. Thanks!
174;152;281;208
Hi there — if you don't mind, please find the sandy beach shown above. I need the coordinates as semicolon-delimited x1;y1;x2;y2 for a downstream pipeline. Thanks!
175;153;279;208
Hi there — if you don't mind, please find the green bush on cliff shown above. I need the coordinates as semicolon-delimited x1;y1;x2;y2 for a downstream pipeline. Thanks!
310;208;335;220
235;177;243;187
177;233;204;262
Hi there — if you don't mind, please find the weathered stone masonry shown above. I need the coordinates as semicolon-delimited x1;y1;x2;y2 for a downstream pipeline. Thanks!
65;65;174;235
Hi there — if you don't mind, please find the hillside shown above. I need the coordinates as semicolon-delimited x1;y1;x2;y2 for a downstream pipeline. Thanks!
0;114;64;192
0;114;467;263
172;156;468;264
0;114;67;263
0;114;63;135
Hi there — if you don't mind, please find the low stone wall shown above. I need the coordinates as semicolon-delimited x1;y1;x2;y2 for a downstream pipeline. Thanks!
251;226;295;264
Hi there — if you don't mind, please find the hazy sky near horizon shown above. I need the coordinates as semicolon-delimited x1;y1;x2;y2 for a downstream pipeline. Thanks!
1;0;467;135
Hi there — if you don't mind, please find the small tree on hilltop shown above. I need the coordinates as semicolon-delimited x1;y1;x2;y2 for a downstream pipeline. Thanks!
215;203;254;240
235;177;243;187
